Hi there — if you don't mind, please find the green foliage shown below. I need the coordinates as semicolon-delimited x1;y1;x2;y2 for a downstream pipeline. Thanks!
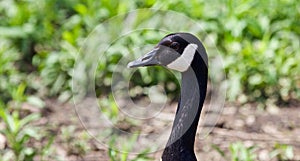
108;134;153;161
99;94;120;123
271;144;294;161
0;39;24;103
1;0;299;102
213;142;257;161
214;142;295;161
214;0;300;102
229;142;256;161
60;125;91;156
0;72;50;160
0;104;41;161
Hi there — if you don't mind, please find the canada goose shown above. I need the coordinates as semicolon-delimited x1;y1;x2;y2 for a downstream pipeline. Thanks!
128;33;208;161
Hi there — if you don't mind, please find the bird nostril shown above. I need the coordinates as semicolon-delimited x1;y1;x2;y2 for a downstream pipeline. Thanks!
142;55;151;61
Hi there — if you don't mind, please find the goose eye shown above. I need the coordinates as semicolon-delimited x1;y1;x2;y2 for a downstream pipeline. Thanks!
170;42;179;50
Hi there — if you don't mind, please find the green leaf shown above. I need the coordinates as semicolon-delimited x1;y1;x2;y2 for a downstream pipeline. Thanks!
26;96;45;108
74;4;88;15
19;113;40;128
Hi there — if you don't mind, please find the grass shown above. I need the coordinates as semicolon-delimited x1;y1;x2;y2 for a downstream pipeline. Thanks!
108;134;153;161
213;142;294;161
0;100;43;160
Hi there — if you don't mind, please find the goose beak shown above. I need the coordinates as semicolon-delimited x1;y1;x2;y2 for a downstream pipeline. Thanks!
127;48;160;68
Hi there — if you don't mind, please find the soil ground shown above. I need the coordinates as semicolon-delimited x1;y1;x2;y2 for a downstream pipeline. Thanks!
33;99;300;161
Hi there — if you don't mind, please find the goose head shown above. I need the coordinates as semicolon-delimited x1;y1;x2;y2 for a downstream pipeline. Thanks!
127;33;207;73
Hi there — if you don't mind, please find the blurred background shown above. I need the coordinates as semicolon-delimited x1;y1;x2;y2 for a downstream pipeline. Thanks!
0;0;299;160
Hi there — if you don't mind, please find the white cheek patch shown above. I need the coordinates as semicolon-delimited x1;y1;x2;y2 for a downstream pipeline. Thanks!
167;43;198;72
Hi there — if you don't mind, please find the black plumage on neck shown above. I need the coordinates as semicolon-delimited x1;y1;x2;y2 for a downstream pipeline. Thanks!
161;41;208;161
